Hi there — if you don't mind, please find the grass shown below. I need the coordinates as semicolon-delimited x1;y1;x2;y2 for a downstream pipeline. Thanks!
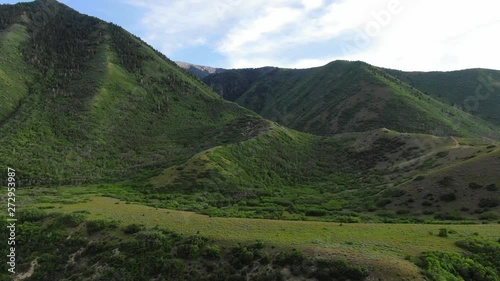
27;195;500;280
0;23;32;122
41;196;499;254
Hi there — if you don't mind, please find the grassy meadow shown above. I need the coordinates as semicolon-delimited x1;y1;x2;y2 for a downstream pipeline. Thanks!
21;185;500;280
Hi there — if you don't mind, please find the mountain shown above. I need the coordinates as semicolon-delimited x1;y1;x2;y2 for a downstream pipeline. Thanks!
382;68;500;126
1;2;499;280
1;0;497;219
0;0;496;218
152;125;499;221
0;0;268;185
203;61;500;139
176;61;226;79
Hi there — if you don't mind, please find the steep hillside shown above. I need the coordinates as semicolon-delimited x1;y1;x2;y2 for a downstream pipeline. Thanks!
176;61;226;79
383;68;500;126
204;61;500;139
392;144;500;218
0;0;268;185
151;125;499;221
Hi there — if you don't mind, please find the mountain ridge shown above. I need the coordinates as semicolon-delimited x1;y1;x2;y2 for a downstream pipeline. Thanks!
203;61;500;139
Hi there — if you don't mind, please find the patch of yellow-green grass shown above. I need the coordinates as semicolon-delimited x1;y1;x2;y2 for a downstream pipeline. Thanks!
41;196;500;280
0;23;32;121
90;45;135;123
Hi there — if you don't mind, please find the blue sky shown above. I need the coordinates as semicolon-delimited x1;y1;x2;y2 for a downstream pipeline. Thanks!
2;0;500;70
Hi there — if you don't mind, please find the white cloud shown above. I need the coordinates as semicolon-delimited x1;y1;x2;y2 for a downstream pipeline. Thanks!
126;0;500;71
125;0;276;54
342;0;500;71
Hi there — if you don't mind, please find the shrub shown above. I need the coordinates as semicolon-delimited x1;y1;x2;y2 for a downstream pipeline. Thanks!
479;212;499;221
56;213;86;227
486;184;498;192
250;240;265;250
314;259;369;280
438;228;448;237
86;220;118;235
305;209;327;217
123;223;142;234
202;245;221;259
19;209;48;222
185;235;208;248
435;151;449;158
419;251;499;281
381;188;406;198
376;210;397;218
478;198;500;208
274;249;305;266
396;209;411;215
422;201;433;207
440;193;457;202
468;182;483;189
437;176;454;188
176;244;200;259
375;198;392;207
338;216;361;223
434;211;464;221
414;175;425;181
237;247;255;265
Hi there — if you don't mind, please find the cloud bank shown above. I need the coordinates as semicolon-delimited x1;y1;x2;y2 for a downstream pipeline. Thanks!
126;0;500;71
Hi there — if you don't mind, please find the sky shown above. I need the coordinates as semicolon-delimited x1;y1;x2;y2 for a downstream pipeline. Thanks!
2;0;500;71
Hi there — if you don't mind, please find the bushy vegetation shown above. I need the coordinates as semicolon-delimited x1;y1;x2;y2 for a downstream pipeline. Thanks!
0;211;370;281
149;127;439;222
419;239;500;281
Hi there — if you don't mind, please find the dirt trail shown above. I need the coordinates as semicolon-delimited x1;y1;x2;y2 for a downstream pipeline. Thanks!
451;136;460;148
14;258;38;281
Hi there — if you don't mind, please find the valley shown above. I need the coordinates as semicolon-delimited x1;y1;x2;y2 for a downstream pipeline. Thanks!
0;1;498;280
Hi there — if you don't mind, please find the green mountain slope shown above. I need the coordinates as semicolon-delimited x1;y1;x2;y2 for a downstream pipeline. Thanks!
383;68;500;126
0;2;498;281
0;0;268;185
152;125;499;221
204;61;500;139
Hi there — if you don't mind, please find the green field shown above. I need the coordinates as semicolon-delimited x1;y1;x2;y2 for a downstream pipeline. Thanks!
27;188;500;280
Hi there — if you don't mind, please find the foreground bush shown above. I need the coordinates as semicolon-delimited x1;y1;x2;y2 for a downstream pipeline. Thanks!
419;239;500;281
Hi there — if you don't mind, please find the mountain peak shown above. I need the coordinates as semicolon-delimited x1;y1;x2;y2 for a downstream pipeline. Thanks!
176;61;226;79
